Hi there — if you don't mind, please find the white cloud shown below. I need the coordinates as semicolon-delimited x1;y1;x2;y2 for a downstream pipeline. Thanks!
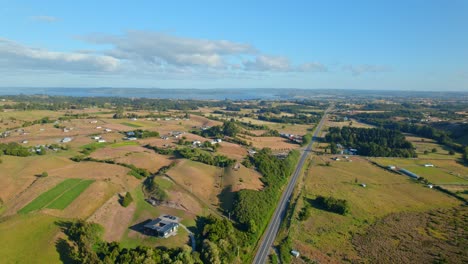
30;15;59;23
296;62;328;72
0;38;120;72
243;55;290;71
82;31;256;69
0;31;328;78
343;64;391;75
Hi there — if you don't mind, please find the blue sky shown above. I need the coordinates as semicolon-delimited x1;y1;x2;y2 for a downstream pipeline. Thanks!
0;0;467;90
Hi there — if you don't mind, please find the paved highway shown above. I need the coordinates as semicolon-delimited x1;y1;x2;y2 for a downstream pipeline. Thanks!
252;107;330;264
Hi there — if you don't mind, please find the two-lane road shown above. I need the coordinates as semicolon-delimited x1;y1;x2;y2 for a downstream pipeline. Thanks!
253;107;330;264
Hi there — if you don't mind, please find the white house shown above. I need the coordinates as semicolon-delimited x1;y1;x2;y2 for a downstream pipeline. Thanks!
388;165;396;170
97;139;106;143
104;128;112;132
61;137;72;143
92;136;101;140
424;164;434;167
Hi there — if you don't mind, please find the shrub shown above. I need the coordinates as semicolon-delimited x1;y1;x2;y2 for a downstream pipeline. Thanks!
40;171;48;177
120;192;133;207
314;195;349;215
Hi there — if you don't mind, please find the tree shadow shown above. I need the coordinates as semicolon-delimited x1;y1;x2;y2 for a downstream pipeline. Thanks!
305;197;327;211
55;238;78;264
217;185;236;213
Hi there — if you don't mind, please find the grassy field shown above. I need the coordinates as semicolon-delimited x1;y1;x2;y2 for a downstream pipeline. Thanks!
121;122;143;128
18;179;83;214
18;179;95;213
372;158;468;184
288;156;462;263
46;180;94;210
0;214;62;264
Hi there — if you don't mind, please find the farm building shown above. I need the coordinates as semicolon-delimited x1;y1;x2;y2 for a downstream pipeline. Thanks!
61;137;72;143
143;215;180;238
387;165;396;170
424;163;434;167
399;168;420;179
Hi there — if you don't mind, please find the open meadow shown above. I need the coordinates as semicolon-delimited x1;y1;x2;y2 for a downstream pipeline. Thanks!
288;156;463;263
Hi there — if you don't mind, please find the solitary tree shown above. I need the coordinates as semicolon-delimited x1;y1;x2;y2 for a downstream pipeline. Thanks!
121;192;133;207
40;171;48;177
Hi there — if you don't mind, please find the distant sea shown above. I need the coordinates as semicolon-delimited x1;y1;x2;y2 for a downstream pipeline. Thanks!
0;87;466;100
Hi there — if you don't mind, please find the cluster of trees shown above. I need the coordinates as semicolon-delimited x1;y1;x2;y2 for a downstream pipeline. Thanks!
258;113;320;124
314;195;349;215
0;142;32;157
143;145;175;155
354;113;465;153
199;215;240;263
464;147;468;164
302;133;313;146
62;220;201;263
2;94;230;112
233;149;300;239
325;127;417;157
70;155;150;179
120;192;133;207
175;148;235;167
128;129;160;139
200;120;240;138
22;117;55;127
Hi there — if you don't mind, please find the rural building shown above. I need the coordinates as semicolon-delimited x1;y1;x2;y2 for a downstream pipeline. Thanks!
192;140;201;146
92;136;101;140
22;140;28;144
360;183;367;188
291;250;300;258
143;215;180;238
424;163;434;167
399;168;420;179
387;165;396;170
61;137;72;143
104;128;112;132
97;139;106;143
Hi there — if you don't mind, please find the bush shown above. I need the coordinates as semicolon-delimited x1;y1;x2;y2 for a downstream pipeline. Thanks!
314;195;349;215
40;171;48;178
298;205;311;221
120;192;133;207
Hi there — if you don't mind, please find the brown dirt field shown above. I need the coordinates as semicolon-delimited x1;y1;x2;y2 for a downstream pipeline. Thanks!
166;159;223;206
241;135;299;151
44;181;120;219
88;194;137;242
225;165;264;192
90;145;148;160
138;137;177;148
115;152;174;173
189;115;222;127
0;155;74;203
167;189;203;215
3;176;65;216
247;130;268;136
48;162;139;190
180;133;209;142
217;142;247;160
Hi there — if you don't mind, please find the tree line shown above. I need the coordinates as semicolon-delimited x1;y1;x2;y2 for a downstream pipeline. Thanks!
325;126;417;157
